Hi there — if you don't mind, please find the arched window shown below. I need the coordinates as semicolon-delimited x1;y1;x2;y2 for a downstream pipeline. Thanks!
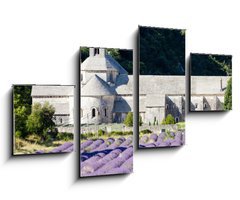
104;108;107;117
92;108;96;118
166;104;169;110
59;117;63;124
175;117;179;123
203;103;207;109
94;48;99;55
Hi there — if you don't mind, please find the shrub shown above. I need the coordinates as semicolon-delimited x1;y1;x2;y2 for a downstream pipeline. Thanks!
98;129;105;136
56;132;73;141
140;129;152;134
124;112;133;127
224;77;232;110
161;114;175;125
26;102;55;141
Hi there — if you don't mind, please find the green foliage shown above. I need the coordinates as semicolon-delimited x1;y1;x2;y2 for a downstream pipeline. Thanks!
161;114;175;125
177;122;185;130
140;129;152;134
224;77;232;110
81;130;133;140
26;102;55;140
139;27;185;75
124;112;133;127
108;48;133;75
123;112;143;127
56;132;73;141
80;47;89;63
13;85;32;138
191;54;232;76
98;129;105;136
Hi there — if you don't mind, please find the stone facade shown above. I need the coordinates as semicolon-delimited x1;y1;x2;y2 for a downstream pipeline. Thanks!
80;47;230;125
31;85;74;126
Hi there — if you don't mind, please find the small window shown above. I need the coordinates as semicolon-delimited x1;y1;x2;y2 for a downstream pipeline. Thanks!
104;108;107;117
92;108;96;118
175;117;179;123
59;117;63;124
94;48;99;55
204;103;207;109
195;103;198;108
166;104;169;110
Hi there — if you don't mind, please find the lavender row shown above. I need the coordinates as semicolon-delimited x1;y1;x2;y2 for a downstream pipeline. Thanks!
36;142;74;154
139;131;185;148
81;146;133;177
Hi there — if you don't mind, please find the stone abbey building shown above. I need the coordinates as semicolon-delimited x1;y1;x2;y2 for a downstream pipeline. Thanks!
80;48;229;125
31;85;74;126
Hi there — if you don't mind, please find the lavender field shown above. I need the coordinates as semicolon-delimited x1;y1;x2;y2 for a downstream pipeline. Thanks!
36;142;73;154
81;136;133;177
139;131;185;148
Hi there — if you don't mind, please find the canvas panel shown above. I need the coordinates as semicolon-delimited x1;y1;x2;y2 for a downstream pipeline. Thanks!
138;26;186;148
13;84;74;155
80;47;133;177
190;53;232;112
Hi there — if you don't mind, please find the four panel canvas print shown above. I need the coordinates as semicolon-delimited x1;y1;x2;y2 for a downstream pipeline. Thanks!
80;47;133;177
190;53;232;111
11;27;232;178
138;26;186;148
13;85;74;155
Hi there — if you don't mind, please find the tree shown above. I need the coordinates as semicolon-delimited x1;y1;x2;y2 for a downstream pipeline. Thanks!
26;102;55;140
161;114;175;125
191;54;232;76
124;112;143;127
124;112;133;127
13;85;32;138
139;26;185;75
224;77;232;110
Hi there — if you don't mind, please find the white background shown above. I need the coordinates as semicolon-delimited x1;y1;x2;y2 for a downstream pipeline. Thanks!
0;0;240;199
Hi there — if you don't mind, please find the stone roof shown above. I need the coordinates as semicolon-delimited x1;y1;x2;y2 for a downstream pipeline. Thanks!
115;74;133;94
191;76;230;95
139;76;185;95
81;54;128;74
81;74;116;96
31;85;74;96
113;99;132;113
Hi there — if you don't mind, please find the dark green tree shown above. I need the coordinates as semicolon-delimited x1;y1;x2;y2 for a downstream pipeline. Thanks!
124;112;133;127
13;85;32;138
26;102;55;140
224;77;232;110
191;54;232;76
139;26;185;75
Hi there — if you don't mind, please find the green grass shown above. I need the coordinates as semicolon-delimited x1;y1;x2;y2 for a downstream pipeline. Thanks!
14;133;73;155
176;122;185;130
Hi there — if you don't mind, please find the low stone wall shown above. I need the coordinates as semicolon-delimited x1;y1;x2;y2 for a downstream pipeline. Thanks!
81;123;133;134
57;126;74;133
139;124;179;133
